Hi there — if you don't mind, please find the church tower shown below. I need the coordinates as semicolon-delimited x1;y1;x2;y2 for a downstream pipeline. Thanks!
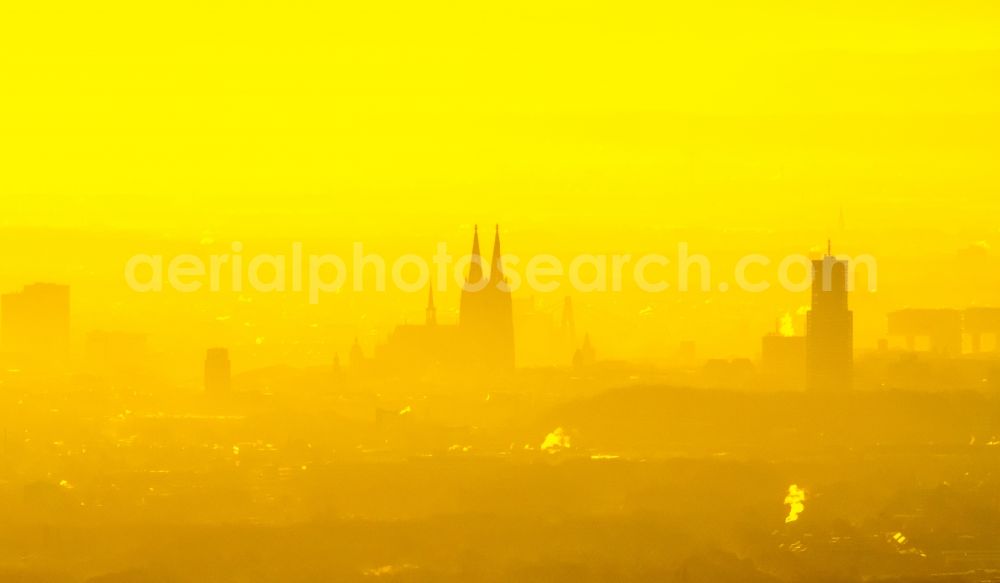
425;286;437;326
459;225;486;330
459;224;515;372
487;224;515;370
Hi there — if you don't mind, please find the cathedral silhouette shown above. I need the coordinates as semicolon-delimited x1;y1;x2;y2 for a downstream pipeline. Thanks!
373;225;515;377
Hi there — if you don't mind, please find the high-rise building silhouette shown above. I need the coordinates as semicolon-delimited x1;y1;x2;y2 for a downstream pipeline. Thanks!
806;244;853;391
204;347;232;393
1;283;71;373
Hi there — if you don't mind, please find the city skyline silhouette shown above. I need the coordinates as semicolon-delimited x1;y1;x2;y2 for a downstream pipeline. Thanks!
3;0;1000;580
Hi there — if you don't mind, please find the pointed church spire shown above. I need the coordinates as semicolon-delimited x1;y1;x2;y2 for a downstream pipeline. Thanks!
466;225;484;284
350;336;366;371
561;296;576;346
573;332;596;369
458;222;515;371
426;285;437;326
490;224;505;284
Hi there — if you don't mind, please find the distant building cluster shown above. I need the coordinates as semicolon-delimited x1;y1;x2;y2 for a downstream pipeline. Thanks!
6;232;1000;395
888;307;1000;355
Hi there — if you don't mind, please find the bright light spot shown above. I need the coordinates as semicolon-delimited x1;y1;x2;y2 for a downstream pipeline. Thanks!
363;564;418;577
541;427;571;452
784;484;806;523
779;312;795;336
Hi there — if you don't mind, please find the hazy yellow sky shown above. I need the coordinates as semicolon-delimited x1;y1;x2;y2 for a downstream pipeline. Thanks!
1;0;999;375
2;0;999;229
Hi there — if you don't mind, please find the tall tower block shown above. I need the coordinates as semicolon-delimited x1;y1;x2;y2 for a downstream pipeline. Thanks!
806;245;853;391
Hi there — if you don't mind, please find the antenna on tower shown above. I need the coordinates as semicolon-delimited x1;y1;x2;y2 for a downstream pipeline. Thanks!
827;239;832;257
